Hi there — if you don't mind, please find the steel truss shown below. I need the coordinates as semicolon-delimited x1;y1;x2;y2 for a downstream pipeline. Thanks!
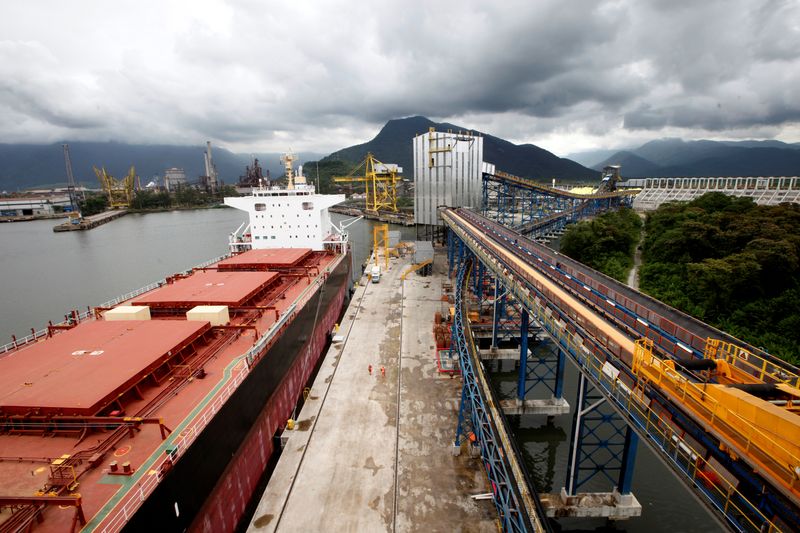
481;172;634;240
565;373;638;494
452;256;547;532
444;217;788;533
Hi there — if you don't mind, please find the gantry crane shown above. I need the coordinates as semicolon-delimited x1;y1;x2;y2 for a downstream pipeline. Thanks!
332;153;402;213
94;165;136;209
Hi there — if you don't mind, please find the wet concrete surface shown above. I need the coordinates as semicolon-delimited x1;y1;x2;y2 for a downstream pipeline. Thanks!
247;251;495;532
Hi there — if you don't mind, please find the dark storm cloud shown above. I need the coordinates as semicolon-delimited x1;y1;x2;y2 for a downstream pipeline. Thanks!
0;0;798;152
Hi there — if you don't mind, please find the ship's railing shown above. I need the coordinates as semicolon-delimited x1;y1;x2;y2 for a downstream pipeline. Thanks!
97;257;337;531
0;253;230;356
98;356;251;532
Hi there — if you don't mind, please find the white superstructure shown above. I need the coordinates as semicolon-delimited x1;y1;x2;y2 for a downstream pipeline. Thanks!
224;159;348;252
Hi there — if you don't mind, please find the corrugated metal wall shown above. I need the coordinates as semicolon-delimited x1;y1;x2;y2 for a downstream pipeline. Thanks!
413;130;484;225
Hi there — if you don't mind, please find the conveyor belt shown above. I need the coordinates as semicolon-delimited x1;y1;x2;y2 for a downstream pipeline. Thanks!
443;207;799;532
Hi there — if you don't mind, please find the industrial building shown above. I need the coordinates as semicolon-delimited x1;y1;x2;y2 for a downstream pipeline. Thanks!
164;167;187;192
0;195;71;218
412;128;494;226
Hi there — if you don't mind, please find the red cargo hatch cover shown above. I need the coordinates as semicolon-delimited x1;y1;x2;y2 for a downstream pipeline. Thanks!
132;270;279;308
217;248;312;270
0;320;210;416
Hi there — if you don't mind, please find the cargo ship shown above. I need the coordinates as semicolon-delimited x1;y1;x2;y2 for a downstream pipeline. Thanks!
0;156;352;532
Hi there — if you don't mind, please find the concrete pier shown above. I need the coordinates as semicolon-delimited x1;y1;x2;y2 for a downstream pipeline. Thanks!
53;209;127;232
539;488;641;520
247;251;495;532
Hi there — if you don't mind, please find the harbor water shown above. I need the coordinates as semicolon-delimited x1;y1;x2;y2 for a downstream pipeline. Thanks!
0;209;717;532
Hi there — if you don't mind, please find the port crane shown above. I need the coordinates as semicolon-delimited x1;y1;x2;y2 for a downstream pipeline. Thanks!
62;144;83;224
94;166;136;209
332;153;402;213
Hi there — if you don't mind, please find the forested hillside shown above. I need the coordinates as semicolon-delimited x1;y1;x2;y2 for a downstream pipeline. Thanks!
640;193;800;363
560;208;642;282
559;194;800;363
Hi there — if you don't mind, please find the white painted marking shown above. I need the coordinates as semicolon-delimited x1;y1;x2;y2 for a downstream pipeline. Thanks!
602;361;620;380
636;318;648;326
606;299;616;307
677;342;692;353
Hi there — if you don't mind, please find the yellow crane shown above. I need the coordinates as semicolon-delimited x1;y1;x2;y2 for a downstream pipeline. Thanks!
333;153;402;213
94;166;136;209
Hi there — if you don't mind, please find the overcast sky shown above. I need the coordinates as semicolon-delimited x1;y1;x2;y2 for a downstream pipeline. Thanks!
1;0;799;156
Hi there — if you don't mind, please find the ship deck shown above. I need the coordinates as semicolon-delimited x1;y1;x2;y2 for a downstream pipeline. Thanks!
246;252;496;531
131;270;280;308
216;248;313;270
0;249;341;532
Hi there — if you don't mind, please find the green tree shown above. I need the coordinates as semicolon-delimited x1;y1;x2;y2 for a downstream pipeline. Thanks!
131;189;172;209
639;193;800;364
560;207;642;282
173;185;204;207
79;193;108;216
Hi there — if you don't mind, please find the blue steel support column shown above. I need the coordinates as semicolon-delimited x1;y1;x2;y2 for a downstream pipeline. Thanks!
565;372;638;496
565;372;588;495
554;349;565;399
451;258;534;532
447;229;455;277
491;280;500;349
474;261;485;298
516;308;529;402
618;427;639;494
454;381;469;446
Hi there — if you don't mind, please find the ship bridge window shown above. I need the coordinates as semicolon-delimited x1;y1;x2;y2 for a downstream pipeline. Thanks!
255;203;266;211
302;202;314;210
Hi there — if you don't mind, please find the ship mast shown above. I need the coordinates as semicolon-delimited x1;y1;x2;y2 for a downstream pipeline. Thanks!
280;151;297;190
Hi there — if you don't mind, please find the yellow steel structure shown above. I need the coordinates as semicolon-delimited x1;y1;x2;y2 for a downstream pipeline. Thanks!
704;337;800;388
372;224;389;270
400;259;432;280
333;153;401;213
94;166;135;209
633;338;800;501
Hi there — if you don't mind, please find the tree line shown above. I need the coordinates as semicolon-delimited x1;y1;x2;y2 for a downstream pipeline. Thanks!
78;185;239;215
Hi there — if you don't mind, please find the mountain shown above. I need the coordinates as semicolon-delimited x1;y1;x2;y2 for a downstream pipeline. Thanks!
564;148;621;167
596;138;800;178
324;116;598;181
595;151;662;177
0;142;323;191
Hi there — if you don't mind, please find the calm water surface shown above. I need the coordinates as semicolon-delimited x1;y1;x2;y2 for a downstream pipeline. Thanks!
0;209;414;341
0;210;717;531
